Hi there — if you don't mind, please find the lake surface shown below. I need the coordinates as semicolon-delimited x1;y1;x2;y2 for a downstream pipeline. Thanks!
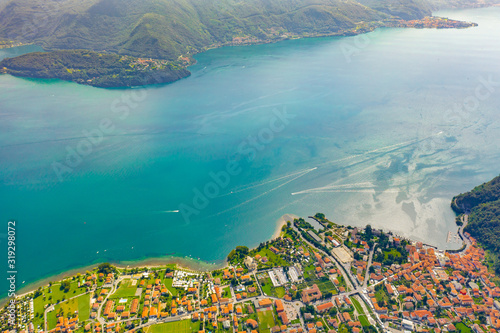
1;7;500;294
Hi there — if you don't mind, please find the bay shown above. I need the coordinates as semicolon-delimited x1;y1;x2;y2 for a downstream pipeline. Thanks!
0;7;499;295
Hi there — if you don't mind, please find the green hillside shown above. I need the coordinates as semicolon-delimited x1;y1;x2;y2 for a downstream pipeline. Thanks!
0;0;408;60
1;0;497;61
451;175;500;273
355;0;432;20
452;175;500;214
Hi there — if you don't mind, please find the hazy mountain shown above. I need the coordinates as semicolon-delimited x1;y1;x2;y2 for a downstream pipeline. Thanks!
0;0;496;60
0;0;410;60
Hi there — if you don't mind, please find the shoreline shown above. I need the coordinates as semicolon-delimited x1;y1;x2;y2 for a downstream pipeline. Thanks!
3;213;294;306
1;256;223;308
0;13;479;89
0;43;33;50
271;213;299;240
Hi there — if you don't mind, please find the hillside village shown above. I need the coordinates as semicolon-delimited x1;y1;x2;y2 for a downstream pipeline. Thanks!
385;16;478;29
2;213;500;333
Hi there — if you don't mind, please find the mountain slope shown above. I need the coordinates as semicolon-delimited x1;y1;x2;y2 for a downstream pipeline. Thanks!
0;0;402;60
452;175;500;214
355;0;432;20
451;175;500;273
1;0;497;61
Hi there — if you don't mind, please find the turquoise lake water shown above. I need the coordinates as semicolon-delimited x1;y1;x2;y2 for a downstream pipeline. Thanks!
1;7;500;294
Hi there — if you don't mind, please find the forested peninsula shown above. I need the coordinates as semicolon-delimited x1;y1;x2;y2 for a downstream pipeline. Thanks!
0;50;190;88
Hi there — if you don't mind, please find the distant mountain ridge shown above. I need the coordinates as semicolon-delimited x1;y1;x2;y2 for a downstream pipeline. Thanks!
0;0;497;87
0;0;391;60
0;0;497;61
0;0;477;61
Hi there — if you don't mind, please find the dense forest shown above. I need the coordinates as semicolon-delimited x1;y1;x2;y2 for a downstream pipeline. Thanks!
452;175;500;213
0;50;190;87
452;175;500;273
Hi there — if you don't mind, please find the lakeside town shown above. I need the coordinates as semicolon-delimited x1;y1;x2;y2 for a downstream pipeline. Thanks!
2;213;498;333
383;16;478;29
221;16;478;48
0;40;30;49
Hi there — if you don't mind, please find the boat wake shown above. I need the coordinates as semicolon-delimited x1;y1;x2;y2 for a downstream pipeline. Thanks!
211;167;318;217
218;167;317;197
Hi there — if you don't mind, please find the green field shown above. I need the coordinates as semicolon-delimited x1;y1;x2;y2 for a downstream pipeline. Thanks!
374;287;389;304
164;278;179;296
316;280;337;293
302;264;316;280
78;294;90;321
254;248;289;267
260;278;273;296
222;286;231;298
384;248;402;260
358;315;370;327
264;286;285;298
455;323;472;333
47;293;90;329
345;297;370;326
110;279;138;298
351;297;364;315
297;278;337;296
32;278;88;329
260;279;285;298
145;320;201;333
32;297;46;329
45;281;87;303
299;263;337;293
273;286;286;298
257;310;276;333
